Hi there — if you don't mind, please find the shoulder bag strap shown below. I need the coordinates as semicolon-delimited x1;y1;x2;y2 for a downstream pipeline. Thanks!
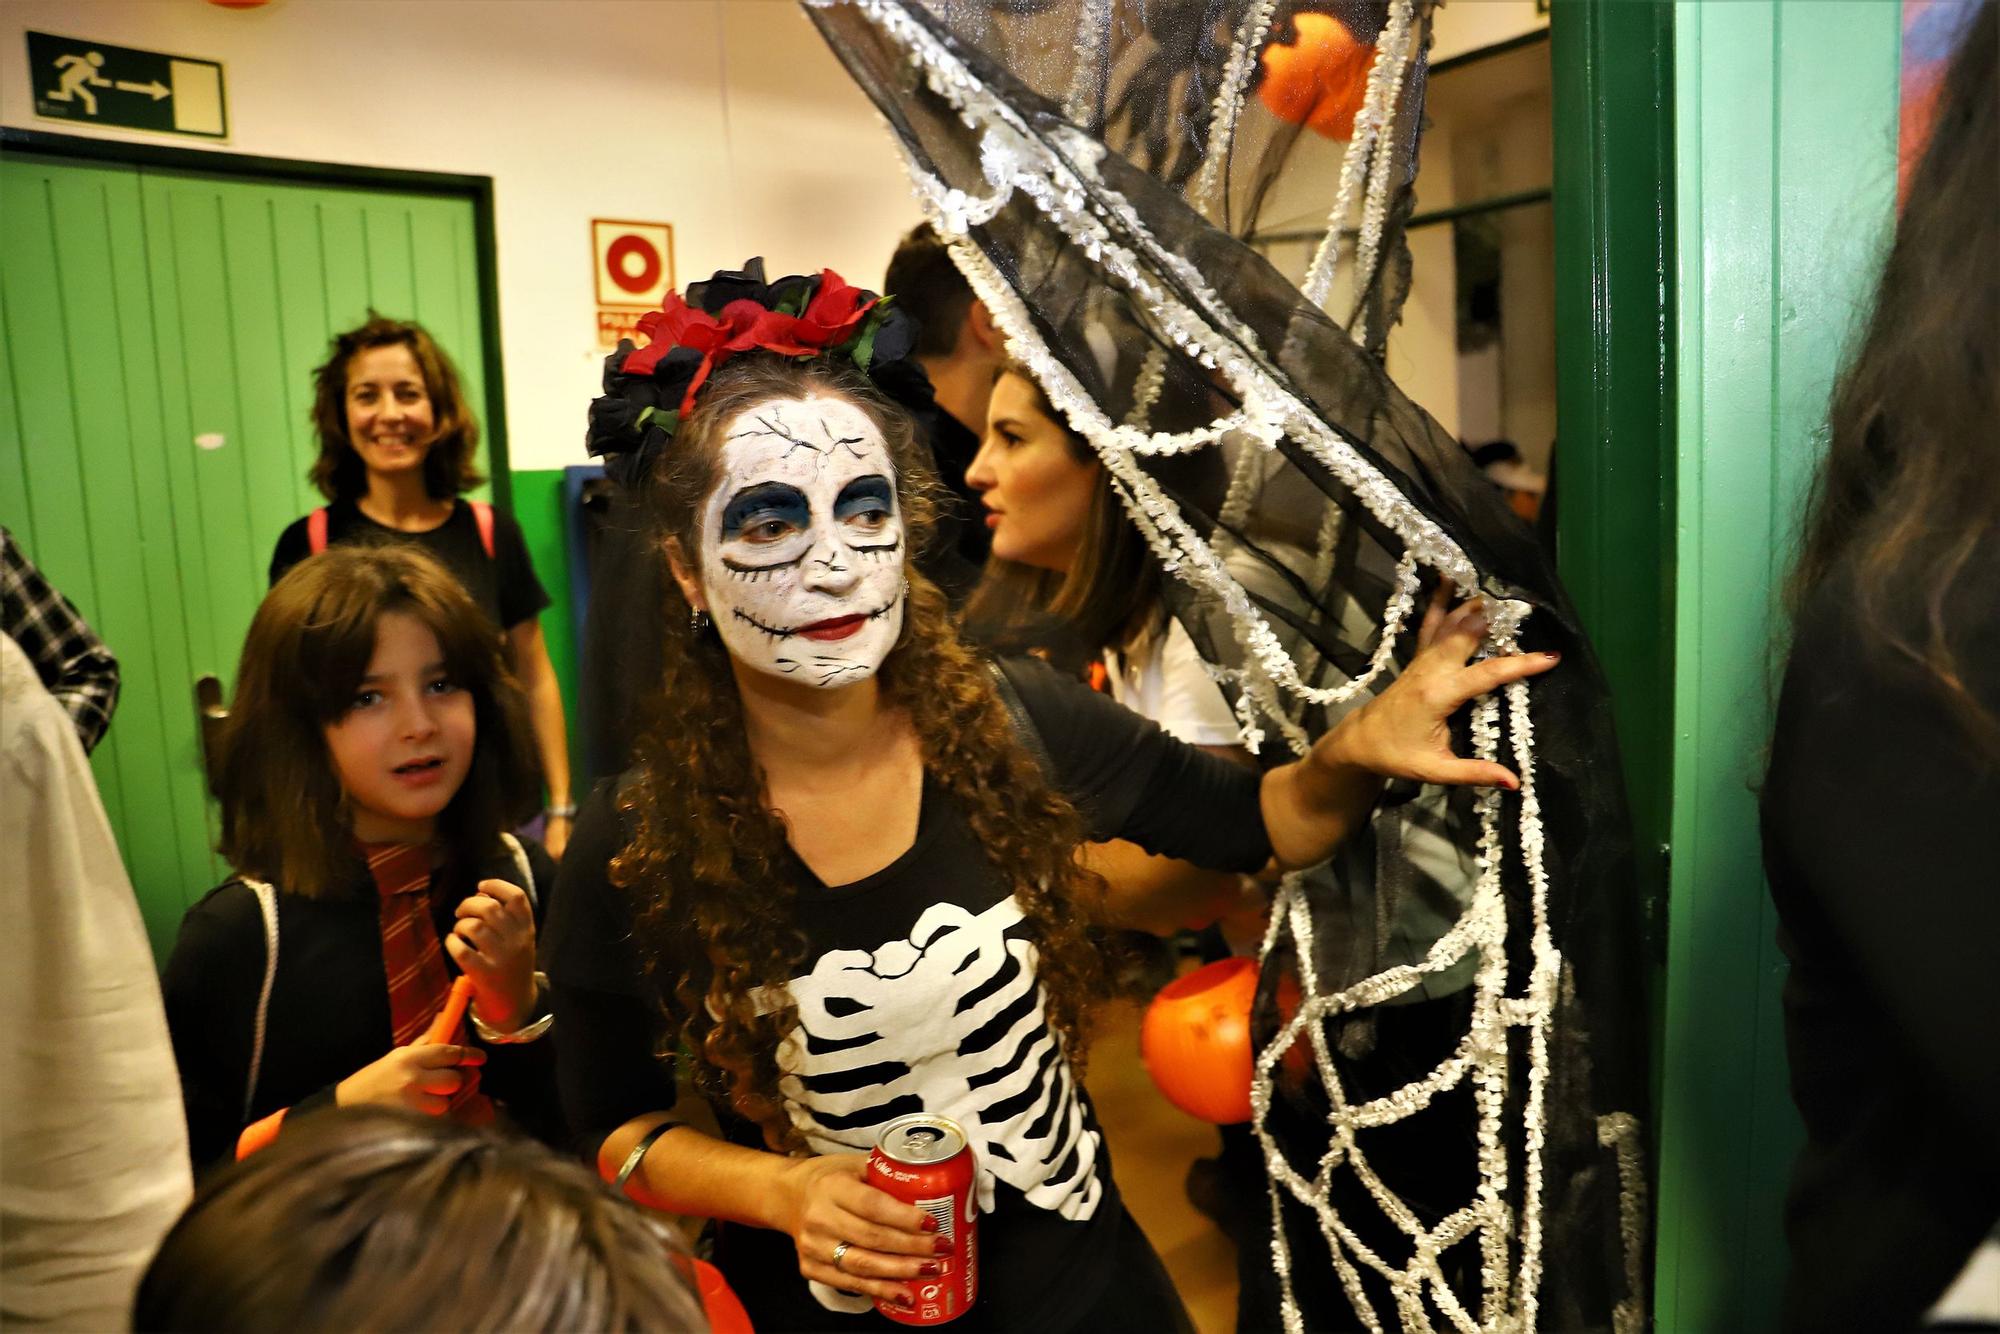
985;659;1053;776
306;507;329;555
239;878;280;1121
470;500;496;560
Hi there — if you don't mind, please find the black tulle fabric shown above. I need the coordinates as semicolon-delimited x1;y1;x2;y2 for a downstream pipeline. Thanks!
803;2;1650;1328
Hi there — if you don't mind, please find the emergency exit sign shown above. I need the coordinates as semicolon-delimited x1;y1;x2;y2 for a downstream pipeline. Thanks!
27;32;227;139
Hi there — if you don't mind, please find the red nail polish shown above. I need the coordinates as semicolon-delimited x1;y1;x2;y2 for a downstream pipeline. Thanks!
1541;651;1561;661
933;1237;951;1256
920;1261;941;1277
919;1215;939;1233
893;1292;915;1309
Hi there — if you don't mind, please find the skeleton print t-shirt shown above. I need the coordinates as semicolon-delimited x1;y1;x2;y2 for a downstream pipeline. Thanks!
546;655;1270;1332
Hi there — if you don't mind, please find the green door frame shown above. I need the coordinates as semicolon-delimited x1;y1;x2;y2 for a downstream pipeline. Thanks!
1553;3;1906;1328
0;126;512;508
1549;0;1677;1302
1550;0;1677;980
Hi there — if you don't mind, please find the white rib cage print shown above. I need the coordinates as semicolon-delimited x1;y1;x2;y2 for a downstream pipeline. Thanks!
775;897;1103;1221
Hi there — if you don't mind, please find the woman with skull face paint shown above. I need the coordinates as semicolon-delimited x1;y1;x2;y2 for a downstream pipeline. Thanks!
545;264;1557;1333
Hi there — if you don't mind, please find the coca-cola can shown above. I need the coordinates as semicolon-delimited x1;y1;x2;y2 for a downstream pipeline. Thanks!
867;1113;978;1325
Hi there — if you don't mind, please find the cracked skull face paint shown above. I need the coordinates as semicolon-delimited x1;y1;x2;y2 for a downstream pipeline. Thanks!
699;396;907;688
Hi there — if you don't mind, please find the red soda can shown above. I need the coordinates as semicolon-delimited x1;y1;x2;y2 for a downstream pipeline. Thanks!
867;1113;978;1325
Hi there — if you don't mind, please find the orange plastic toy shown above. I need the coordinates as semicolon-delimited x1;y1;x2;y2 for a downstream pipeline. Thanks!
1140;957;1259;1124
1257;12;1375;141
692;1258;754;1334
234;977;478;1160
423;975;476;1045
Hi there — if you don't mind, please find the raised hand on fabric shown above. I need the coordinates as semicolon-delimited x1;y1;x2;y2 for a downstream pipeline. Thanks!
334;1042;486;1114
1261;588;1559;871
690;396;908;689
1320;589;1557;789
446;877;539;1032
776;1152;941;1310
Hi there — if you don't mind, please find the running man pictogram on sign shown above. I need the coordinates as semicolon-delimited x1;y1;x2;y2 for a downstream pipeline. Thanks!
29;32;227;137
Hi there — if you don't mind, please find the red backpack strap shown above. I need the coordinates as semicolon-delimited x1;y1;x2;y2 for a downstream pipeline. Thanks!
470;500;495;560
307;507;329;554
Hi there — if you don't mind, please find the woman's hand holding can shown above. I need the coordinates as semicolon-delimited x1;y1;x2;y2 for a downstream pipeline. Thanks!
777;1152;942;1311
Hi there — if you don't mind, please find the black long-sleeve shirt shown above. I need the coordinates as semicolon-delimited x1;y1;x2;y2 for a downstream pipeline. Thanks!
545;655;1270;1333
162;839;562;1170
1761;561;2000;1333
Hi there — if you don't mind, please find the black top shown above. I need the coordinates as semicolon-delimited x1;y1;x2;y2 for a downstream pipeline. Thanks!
162;838;562;1171
545;655;1268;1333
269;498;550;633
1761;562;2000;1333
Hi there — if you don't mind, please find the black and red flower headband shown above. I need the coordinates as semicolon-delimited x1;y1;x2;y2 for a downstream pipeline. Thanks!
586;258;921;487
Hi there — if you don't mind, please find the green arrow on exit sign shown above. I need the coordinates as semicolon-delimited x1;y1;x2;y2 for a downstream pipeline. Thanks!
28;31;227;139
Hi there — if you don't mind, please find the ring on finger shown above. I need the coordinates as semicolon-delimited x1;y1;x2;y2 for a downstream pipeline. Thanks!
832;1240;853;1272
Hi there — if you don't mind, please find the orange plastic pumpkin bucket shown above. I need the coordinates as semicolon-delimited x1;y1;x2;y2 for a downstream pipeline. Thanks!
1140;957;1259;1124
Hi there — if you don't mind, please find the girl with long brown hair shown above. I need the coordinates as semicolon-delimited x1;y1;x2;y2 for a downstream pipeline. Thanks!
547;262;1555;1332
162;545;559;1170
1762;5;1999;1329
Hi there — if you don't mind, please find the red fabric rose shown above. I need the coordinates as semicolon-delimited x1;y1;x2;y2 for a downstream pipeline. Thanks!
621;270;881;415
624;294;724;378
797;270;877;344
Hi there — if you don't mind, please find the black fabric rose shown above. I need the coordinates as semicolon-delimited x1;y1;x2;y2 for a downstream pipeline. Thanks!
685;259;772;315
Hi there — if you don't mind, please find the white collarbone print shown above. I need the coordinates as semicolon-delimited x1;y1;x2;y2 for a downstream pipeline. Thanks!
700;395;908;687
769;897;1103;1221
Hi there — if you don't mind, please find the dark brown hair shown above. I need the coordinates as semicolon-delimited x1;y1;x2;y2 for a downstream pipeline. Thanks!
1787;1;1999;755
309;313;484;502
216;545;540;898
133;1107;707;1333
962;368;1164;668
612;354;1110;1151
883;222;974;359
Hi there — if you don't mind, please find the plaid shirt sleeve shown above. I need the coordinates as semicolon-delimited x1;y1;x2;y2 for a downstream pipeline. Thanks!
0;527;120;753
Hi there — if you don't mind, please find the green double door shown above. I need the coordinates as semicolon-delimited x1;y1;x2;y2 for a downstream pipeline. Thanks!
0;149;491;956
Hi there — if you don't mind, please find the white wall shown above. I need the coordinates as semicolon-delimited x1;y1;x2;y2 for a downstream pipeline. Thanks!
2;0;920;471
1429;0;1546;64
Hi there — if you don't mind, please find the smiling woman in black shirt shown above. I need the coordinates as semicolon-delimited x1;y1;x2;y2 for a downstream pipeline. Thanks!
550;264;1556;1333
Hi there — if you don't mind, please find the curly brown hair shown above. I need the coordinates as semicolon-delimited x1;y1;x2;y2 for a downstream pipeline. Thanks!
308;314;484;502
611;355;1111;1151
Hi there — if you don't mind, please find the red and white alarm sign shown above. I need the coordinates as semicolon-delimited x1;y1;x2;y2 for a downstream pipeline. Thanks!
593;220;673;305
593;219;674;348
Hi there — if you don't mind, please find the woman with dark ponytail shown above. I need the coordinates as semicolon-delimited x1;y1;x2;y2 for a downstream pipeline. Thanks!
1762;6;1999;1330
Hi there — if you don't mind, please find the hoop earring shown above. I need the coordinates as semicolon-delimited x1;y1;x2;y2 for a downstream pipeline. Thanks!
689;608;712;636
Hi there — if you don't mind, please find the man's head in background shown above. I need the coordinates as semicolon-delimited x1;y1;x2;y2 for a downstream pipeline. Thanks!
884;223;1003;440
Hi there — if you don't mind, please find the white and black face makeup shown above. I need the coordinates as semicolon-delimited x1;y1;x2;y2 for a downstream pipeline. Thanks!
698;395;907;688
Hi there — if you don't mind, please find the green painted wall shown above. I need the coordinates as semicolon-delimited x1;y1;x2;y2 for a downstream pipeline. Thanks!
1655;4;1901;1329
508;467;583;785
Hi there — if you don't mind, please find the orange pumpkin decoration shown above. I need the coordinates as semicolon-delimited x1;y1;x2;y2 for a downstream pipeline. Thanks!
1141;957;1259;1124
1271;966;1316;1087
1257;12;1375;141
